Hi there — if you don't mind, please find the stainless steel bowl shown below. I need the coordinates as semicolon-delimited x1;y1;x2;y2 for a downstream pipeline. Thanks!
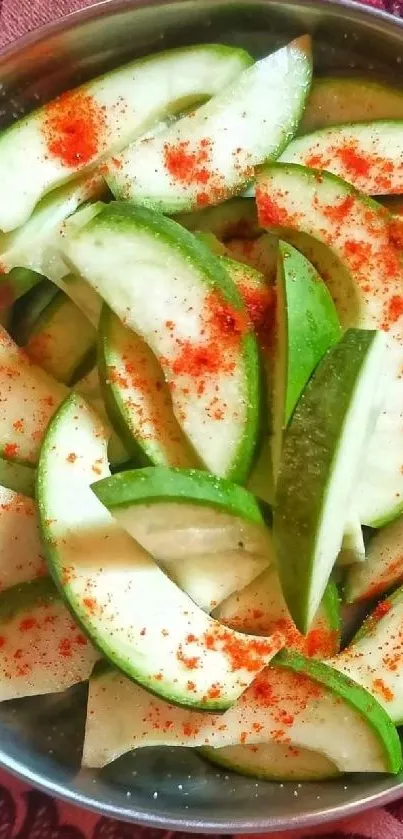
1;0;403;831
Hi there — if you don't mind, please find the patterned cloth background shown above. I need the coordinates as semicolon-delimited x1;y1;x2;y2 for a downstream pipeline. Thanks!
1;0;403;835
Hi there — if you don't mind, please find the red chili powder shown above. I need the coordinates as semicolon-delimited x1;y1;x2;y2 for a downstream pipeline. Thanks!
42;90;107;168
221;608;336;658
182;722;195;737
389;217;403;249
372;599;392;621
176;644;200;671
108;366;128;390
169;290;246;384
251;672;275;704
306;140;397;187
343;239;372;275
163;138;212;186
0;363;20;381
19;617;37;632
372;677;394;702
322;195;354;224
383;651;402;672
271;728;291;744
172;342;224;378
59;638;73;658
276;708;295;726
387;295;403;325
204;628;274;673
256;189;293;228
207;684;222;700
3;443;18;459
305;152;329;170
40;395;56;409
196;192;210;207
83;597;97;615
206;290;247;339
109;350;174;443
238;283;273;329
335;143;371;178
365;556;403;601
252;722;264;734
381;244;401;284
374;160;395;192
238;282;274;350
304;627;337;658
253;669;323;725
75;634;87;646
124;359;148;389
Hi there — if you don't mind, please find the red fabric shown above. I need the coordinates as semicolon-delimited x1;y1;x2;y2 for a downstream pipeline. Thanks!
0;0;403;835
0;0;95;46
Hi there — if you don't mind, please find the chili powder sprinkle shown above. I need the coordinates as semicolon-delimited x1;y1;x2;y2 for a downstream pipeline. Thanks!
19;617;37;632
372;677;394;702
166;290;247;395
321;195;354;224
203;627;277;673
164;138;212;187
221;610;337;659
42;90;107;168
387;295;403;326
3;443;18;460
389;217;403;249
59;638;73;658
172;342;224;378
238;282;274;351
304;138;401;193
256;189;295;228
176;645;200;671
372;599;392;622
335;143;371;178
163;137;238;205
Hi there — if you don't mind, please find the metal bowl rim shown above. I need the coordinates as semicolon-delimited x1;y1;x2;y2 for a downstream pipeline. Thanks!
1;0;403;65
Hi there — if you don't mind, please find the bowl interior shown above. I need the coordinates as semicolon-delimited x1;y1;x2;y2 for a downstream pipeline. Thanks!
1;0;403;831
